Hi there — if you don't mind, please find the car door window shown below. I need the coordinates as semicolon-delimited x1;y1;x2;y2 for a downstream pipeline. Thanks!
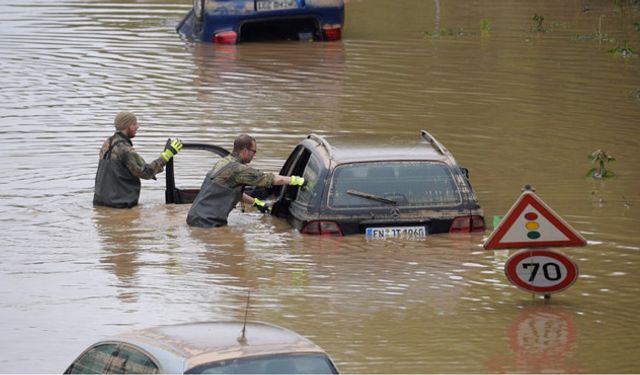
194;0;204;21
295;155;321;206
286;148;311;198
65;343;118;374
106;344;159;374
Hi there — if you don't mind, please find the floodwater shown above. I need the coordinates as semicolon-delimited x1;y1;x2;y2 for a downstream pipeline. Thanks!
1;0;639;373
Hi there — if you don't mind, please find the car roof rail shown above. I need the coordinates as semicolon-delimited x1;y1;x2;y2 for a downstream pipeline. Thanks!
307;133;333;158
420;129;450;156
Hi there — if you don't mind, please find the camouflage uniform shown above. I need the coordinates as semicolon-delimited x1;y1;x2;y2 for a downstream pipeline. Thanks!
186;154;275;228
93;132;166;208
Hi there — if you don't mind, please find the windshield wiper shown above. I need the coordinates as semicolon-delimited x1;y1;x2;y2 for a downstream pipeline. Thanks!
346;189;397;205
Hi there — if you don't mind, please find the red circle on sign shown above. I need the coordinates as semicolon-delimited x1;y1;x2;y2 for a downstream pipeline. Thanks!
505;249;578;294
524;212;538;220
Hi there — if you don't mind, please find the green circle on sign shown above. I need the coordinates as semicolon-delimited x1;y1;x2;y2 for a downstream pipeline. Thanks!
527;231;541;239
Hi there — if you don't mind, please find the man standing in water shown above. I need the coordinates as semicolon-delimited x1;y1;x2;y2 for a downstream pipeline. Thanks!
93;111;183;208
186;134;305;228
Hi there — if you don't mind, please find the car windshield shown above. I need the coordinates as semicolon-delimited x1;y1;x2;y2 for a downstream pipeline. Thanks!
329;161;461;208
186;353;338;374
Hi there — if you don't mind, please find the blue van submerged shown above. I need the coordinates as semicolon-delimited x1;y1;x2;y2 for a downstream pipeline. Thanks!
177;0;344;44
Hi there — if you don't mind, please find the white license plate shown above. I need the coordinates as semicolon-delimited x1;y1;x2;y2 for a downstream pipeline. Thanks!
256;0;297;11
366;226;427;239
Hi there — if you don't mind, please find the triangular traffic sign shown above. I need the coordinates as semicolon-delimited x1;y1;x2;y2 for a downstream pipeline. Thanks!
484;191;587;250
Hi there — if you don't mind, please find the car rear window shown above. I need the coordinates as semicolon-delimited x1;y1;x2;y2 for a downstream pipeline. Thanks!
328;162;461;208
186;353;338;374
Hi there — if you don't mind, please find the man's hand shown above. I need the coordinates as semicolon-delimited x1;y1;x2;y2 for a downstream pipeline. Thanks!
290;175;305;186
161;138;183;162
252;198;270;213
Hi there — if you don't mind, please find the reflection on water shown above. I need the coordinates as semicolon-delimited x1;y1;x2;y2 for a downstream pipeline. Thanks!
95;208;144;302
487;303;580;373
1;0;640;373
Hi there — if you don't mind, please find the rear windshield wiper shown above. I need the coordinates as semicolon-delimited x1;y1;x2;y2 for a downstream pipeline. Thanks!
346;189;397;205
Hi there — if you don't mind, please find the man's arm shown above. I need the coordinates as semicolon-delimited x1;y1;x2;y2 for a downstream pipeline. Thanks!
123;147;166;180
242;193;255;205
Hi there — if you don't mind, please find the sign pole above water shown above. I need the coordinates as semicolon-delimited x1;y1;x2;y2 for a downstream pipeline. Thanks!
483;189;587;250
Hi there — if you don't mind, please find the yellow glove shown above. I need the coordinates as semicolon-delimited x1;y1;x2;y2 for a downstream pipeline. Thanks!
161;139;183;162
290;175;305;186
252;198;270;213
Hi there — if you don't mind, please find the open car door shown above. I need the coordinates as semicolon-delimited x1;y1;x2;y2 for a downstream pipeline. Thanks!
165;140;274;204
165;141;230;204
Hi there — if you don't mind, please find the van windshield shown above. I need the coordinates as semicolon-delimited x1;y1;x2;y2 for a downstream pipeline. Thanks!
329;161;461;208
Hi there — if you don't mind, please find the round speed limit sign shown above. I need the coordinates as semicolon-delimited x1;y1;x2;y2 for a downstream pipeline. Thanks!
505;249;579;294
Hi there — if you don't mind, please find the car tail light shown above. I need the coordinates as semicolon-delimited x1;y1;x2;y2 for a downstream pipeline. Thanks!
214;31;238;44
449;215;485;233
301;221;343;236
322;24;342;41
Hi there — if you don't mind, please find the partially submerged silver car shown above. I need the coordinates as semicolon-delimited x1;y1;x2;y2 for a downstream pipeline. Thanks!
64;321;339;374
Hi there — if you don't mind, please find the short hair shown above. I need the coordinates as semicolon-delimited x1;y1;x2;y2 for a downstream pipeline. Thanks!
233;134;256;154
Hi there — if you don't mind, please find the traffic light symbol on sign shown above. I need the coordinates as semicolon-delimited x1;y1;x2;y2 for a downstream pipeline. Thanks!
524;212;541;240
483;191;587;250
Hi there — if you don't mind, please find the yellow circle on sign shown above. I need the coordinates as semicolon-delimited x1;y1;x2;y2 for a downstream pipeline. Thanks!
525;222;540;230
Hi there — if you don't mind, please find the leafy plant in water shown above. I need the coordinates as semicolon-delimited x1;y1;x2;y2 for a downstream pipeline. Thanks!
480;19;491;37
608;40;635;56
480;19;491;31
532;13;546;32
587;149;616;178
424;27;467;38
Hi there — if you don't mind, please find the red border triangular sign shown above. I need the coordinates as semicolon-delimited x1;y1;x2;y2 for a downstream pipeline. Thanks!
484;191;586;250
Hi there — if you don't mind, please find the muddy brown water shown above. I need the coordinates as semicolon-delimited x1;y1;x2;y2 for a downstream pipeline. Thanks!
1;0;639;373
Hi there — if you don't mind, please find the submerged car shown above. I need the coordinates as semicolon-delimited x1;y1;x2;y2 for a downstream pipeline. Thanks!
64;321;339;374
165;130;485;238
177;0;344;44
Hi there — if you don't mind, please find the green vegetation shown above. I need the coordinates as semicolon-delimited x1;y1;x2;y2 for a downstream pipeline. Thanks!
532;14;546;32
635;21;640;31
480;19;491;32
424;19;491;38
587;150;616;179
424;27;467;38
608;40;635;56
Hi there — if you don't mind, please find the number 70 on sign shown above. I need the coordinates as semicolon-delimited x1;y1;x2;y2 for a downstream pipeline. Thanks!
504;249;579;295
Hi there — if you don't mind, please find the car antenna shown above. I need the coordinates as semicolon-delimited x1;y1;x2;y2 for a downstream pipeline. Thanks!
238;290;251;345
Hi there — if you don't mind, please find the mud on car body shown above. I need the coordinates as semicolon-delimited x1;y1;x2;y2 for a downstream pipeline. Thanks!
177;0;344;44
165;130;485;238
268;130;485;237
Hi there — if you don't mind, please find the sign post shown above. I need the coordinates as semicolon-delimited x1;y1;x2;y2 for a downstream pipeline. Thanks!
484;186;586;297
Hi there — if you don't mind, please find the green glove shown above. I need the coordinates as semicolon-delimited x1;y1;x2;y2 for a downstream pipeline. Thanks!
252;198;270;213
290;175;305;186
161;138;183;162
